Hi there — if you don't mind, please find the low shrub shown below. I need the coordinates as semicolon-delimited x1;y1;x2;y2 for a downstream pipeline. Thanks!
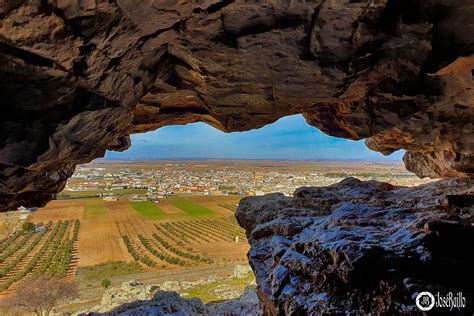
101;278;112;288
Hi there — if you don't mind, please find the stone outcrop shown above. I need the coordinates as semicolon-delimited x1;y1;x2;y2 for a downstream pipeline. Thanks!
87;280;159;314
208;286;261;316
1;0;474;209
90;290;207;316
82;279;261;316
236;178;474;314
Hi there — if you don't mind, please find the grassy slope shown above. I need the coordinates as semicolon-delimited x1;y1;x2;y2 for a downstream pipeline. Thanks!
131;201;166;220
183;274;255;302
168;197;216;217
80;261;143;282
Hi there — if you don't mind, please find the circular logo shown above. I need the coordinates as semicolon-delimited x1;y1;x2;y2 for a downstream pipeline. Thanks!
416;291;435;311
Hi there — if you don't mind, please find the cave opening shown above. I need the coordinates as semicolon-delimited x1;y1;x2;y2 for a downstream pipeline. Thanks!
1;114;438;315
1;0;473;313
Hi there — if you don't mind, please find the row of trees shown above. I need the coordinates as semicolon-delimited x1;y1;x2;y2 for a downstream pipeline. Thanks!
35;221;70;276
180;221;223;242
218;203;237;212
172;219;244;243
170;222;211;243
164;222;202;243
0;221;50;262
42;221;74;276
0;221;67;291
138;235;188;267
0;220;79;291
157;219;244;246
140;255;156;268
0;232;34;263
0;226;49;279
122;236;140;261
197;219;246;239
0;231;22;253
222;215;240;225
122;235;159;268
151;233;213;264
154;224;185;245
73;219;80;240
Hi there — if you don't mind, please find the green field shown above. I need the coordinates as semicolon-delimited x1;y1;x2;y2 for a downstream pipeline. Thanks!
168;197;216;217
84;199;107;218
131;201;166;220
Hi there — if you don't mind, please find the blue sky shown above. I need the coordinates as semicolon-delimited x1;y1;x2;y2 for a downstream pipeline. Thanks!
105;115;404;161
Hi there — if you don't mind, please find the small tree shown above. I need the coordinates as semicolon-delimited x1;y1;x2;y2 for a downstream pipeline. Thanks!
22;222;35;232
6;275;78;315
101;278;111;288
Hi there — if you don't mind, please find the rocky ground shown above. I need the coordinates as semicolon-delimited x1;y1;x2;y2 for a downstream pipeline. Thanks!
236;178;474;315
0;211;23;240
75;265;259;315
90;290;208;316
84;285;260;316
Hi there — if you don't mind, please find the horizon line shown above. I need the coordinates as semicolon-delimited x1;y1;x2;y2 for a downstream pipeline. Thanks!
94;157;404;163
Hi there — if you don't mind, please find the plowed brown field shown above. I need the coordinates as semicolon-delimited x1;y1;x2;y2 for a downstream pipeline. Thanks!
29;200;83;222
77;200;130;267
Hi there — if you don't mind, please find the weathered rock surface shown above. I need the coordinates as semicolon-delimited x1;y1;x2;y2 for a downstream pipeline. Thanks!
208;286;261;316
1;0;474;209
236;178;474;314
86;280;159;314
232;264;253;279
89;290;207;316
82;279;261;316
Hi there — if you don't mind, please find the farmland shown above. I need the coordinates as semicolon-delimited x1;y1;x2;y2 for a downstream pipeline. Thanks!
130;201;166;220
166;197;216;217
0;194;247;299
0;219;80;294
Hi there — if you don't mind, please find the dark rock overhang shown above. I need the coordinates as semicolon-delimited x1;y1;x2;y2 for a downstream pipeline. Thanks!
1;0;473;210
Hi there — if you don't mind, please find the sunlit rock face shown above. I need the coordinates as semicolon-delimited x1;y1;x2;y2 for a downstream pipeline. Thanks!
0;0;473;207
236;178;474;314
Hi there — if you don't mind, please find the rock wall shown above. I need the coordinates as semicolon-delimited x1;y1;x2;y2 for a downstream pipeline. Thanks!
1;0;473;209
236;178;474;314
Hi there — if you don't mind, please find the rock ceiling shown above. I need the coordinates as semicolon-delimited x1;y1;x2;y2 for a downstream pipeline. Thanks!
0;0;473;209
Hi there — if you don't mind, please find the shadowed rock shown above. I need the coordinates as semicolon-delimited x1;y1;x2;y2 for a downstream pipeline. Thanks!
236;178;474;314
1;0;474;209
82;280;261;316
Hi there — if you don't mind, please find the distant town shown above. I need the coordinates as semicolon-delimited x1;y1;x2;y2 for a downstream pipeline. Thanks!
62;160;433;200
